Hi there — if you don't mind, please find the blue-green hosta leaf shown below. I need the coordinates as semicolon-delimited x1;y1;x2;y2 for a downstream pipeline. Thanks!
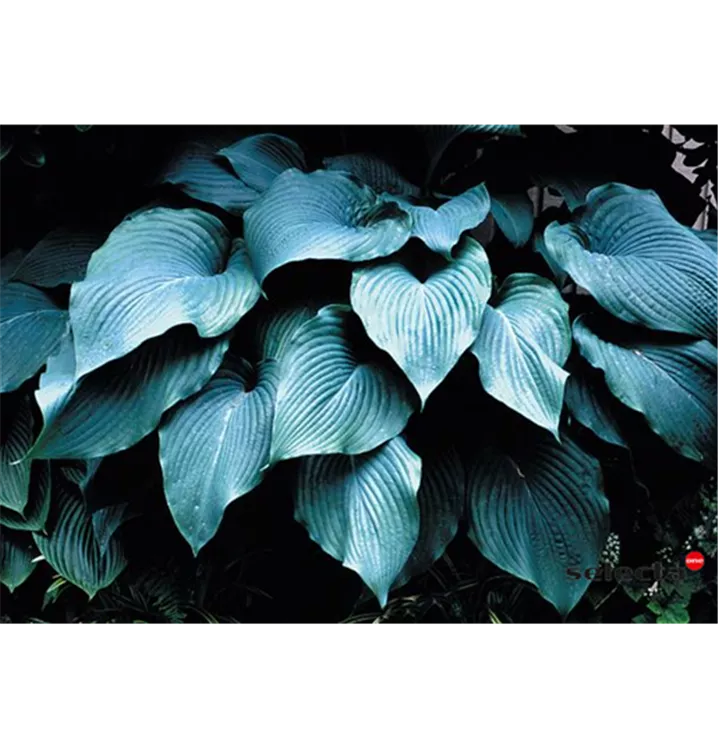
421;125;522;184
394;446;465;588
543;183;718;341
33;483;126;598
27;327;229;459
573;316;717;469
0;530;37;593
69;207;259;378
491;192;535;247
159;141;259;214
270;305;415;462
351;236;491;404
565;362;629;449
254;304;321;362
533;228;568;287
159;356;279;555
692;227;717;252
219;134;306;192
9;227;107;287
1;462;51;532
1;250;25;281
92;503;134;556
295;436;421;607
388;184;491;258
470;273;571;436
1;395;35;513
467;429;610;616
244;169;412;284
324;153;420;197
0;282;68;392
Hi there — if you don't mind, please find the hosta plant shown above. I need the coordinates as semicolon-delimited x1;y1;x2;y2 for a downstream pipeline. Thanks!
1;125;716;621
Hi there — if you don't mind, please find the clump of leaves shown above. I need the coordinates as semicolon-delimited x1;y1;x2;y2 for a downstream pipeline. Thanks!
1;125;716;621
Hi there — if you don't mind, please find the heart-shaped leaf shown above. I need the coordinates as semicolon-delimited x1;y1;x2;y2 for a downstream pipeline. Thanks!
573;315;717;469
0;282;68;393
295;436;421;607
467;427;610;616
470;273;571;436
244;169;412;284
27;328;229;460
270;305;415;462
351;236;491;404
69;207;259;378
159;356;279;555
543;183;717;341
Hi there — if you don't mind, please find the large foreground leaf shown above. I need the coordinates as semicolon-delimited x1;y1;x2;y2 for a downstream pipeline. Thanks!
9;227;107;287
0;282;68;392
324;153;420;196
270;305;415;462
244;169;412;284
159;356;279;555
295;436;421;607
543;183;717;341
467;428;610;616
470;273;571;436
394;446;465;588
573;316;717;469
0;529;37;593
388;184;491;257
351;236;491;404
33;483;126;598
219;133;306;192
70;207;259;378
27;328;229;459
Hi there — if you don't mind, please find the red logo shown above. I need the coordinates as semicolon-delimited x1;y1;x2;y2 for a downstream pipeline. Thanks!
685;551;705;571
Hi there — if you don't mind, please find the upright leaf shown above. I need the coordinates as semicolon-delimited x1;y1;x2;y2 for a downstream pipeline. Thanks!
573;315;717;469
69;207;259;378
388;184;491;257
33;483;126;598
0;529;37;593
1;395;35;514
351;236;491;404
491;192;535;247
270;305;415;462
467;428;610;616
219;133;306;191
543;183;717;341
27;328;229;459
1;461;52;533
295;436;422;607
470;273;571;436
159;357;279;555
0;282;68;392
243;169;412;284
